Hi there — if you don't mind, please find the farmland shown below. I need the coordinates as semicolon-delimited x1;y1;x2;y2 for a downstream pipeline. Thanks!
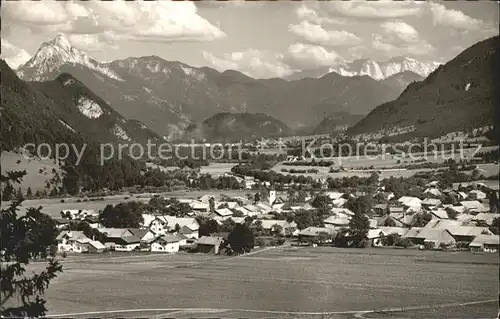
42;247;498;318
0;151;62;192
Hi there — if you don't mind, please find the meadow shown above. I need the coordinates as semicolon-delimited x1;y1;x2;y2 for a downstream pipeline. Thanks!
40;246;498;318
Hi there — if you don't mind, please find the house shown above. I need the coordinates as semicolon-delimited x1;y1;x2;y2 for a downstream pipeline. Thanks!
56;231;92;253
332;197;348;208
53;218;70;230
472;213;498;226
367;229;386;247
98;228;135;239
323;215;350;228
148;216;199;237
255;220;297;236
83;216;100;228
377;215;405;228
87;240;106;253
430;209;449;219
213;208;234;219
425;181;440;188
469;235;499;252
190;201;210;212
331;207;354;216
196;236;225;254
129;228;157;242
378;227;409;237
256;202;273;213
178;224;200;239
424;188;442;197
398;196;422;208
114;236;141;251
460;201;488;213
403;228;456;248
422;198;442;207
298;227;337;243
150;235;182;253
326;192;345;200
373;204;388;215
423;219;493;242
468;190;487;200
199;195;215;203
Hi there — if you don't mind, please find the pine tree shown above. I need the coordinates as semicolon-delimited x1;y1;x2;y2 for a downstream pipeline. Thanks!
26;186;33;198
1;170;62;316
2;182;15;201
16;187;24;201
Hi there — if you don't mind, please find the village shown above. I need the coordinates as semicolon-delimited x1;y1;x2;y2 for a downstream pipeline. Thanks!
54;177;499;257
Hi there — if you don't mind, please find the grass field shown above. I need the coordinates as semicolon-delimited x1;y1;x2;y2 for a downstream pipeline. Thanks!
10;189;258;218
1;151;62;193
199;163;237;175
39;247;498;318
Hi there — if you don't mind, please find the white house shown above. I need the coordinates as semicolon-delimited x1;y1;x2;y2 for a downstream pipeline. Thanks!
56;231;91;253
114;236;141;251
150;235;182;253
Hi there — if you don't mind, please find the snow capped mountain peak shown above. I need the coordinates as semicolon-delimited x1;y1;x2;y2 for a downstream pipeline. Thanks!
17;34;123;82
50;34;73;50
335;57;441;80
0;38;32;69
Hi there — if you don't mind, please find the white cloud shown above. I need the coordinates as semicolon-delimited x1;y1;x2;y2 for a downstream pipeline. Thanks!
2;1;226;50
372;33;435;57
66;33;118;52
296;5;348;25
430;3;484;31
203;43;345;78
1;38;32;69
381;21;419;44
2;1;69;25
202;50;293;79
284;43;344;69
289;21;361;46
328;2;422;19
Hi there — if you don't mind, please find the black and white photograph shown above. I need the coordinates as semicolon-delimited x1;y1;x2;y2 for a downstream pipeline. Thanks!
1;0;499;318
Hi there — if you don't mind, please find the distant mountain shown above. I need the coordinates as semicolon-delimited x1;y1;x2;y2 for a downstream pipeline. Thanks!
1;39;32;69
313;112;364;135
347;36;499;140
1;60;159;150
184;112;291;142
381;71;425;91
285;57;440;81
16;35;404;138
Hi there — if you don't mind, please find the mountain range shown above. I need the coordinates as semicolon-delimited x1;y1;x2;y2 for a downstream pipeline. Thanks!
15;35;420;139
285;57;439;81
1;60;159;152
347;36;499;140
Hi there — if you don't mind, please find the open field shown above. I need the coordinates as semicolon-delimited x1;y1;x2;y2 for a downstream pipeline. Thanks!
39;247;498;318
286;146;498;168
7;189;258;218
1;151;62;193
199;163;237;175
273;163;499;179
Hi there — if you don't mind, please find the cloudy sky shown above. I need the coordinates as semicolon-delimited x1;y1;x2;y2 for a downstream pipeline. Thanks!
1;0;498;78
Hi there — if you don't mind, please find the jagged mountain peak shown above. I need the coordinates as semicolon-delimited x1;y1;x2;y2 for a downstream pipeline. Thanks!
17;34;123;82
286;57;441;81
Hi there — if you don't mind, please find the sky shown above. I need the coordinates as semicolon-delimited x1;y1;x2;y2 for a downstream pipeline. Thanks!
1;0;498;78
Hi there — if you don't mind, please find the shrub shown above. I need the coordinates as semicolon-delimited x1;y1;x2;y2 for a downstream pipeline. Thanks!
276;238;285;246
255;238;266;247
395;238;413;248
455;241;470;250
60;199;65;203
